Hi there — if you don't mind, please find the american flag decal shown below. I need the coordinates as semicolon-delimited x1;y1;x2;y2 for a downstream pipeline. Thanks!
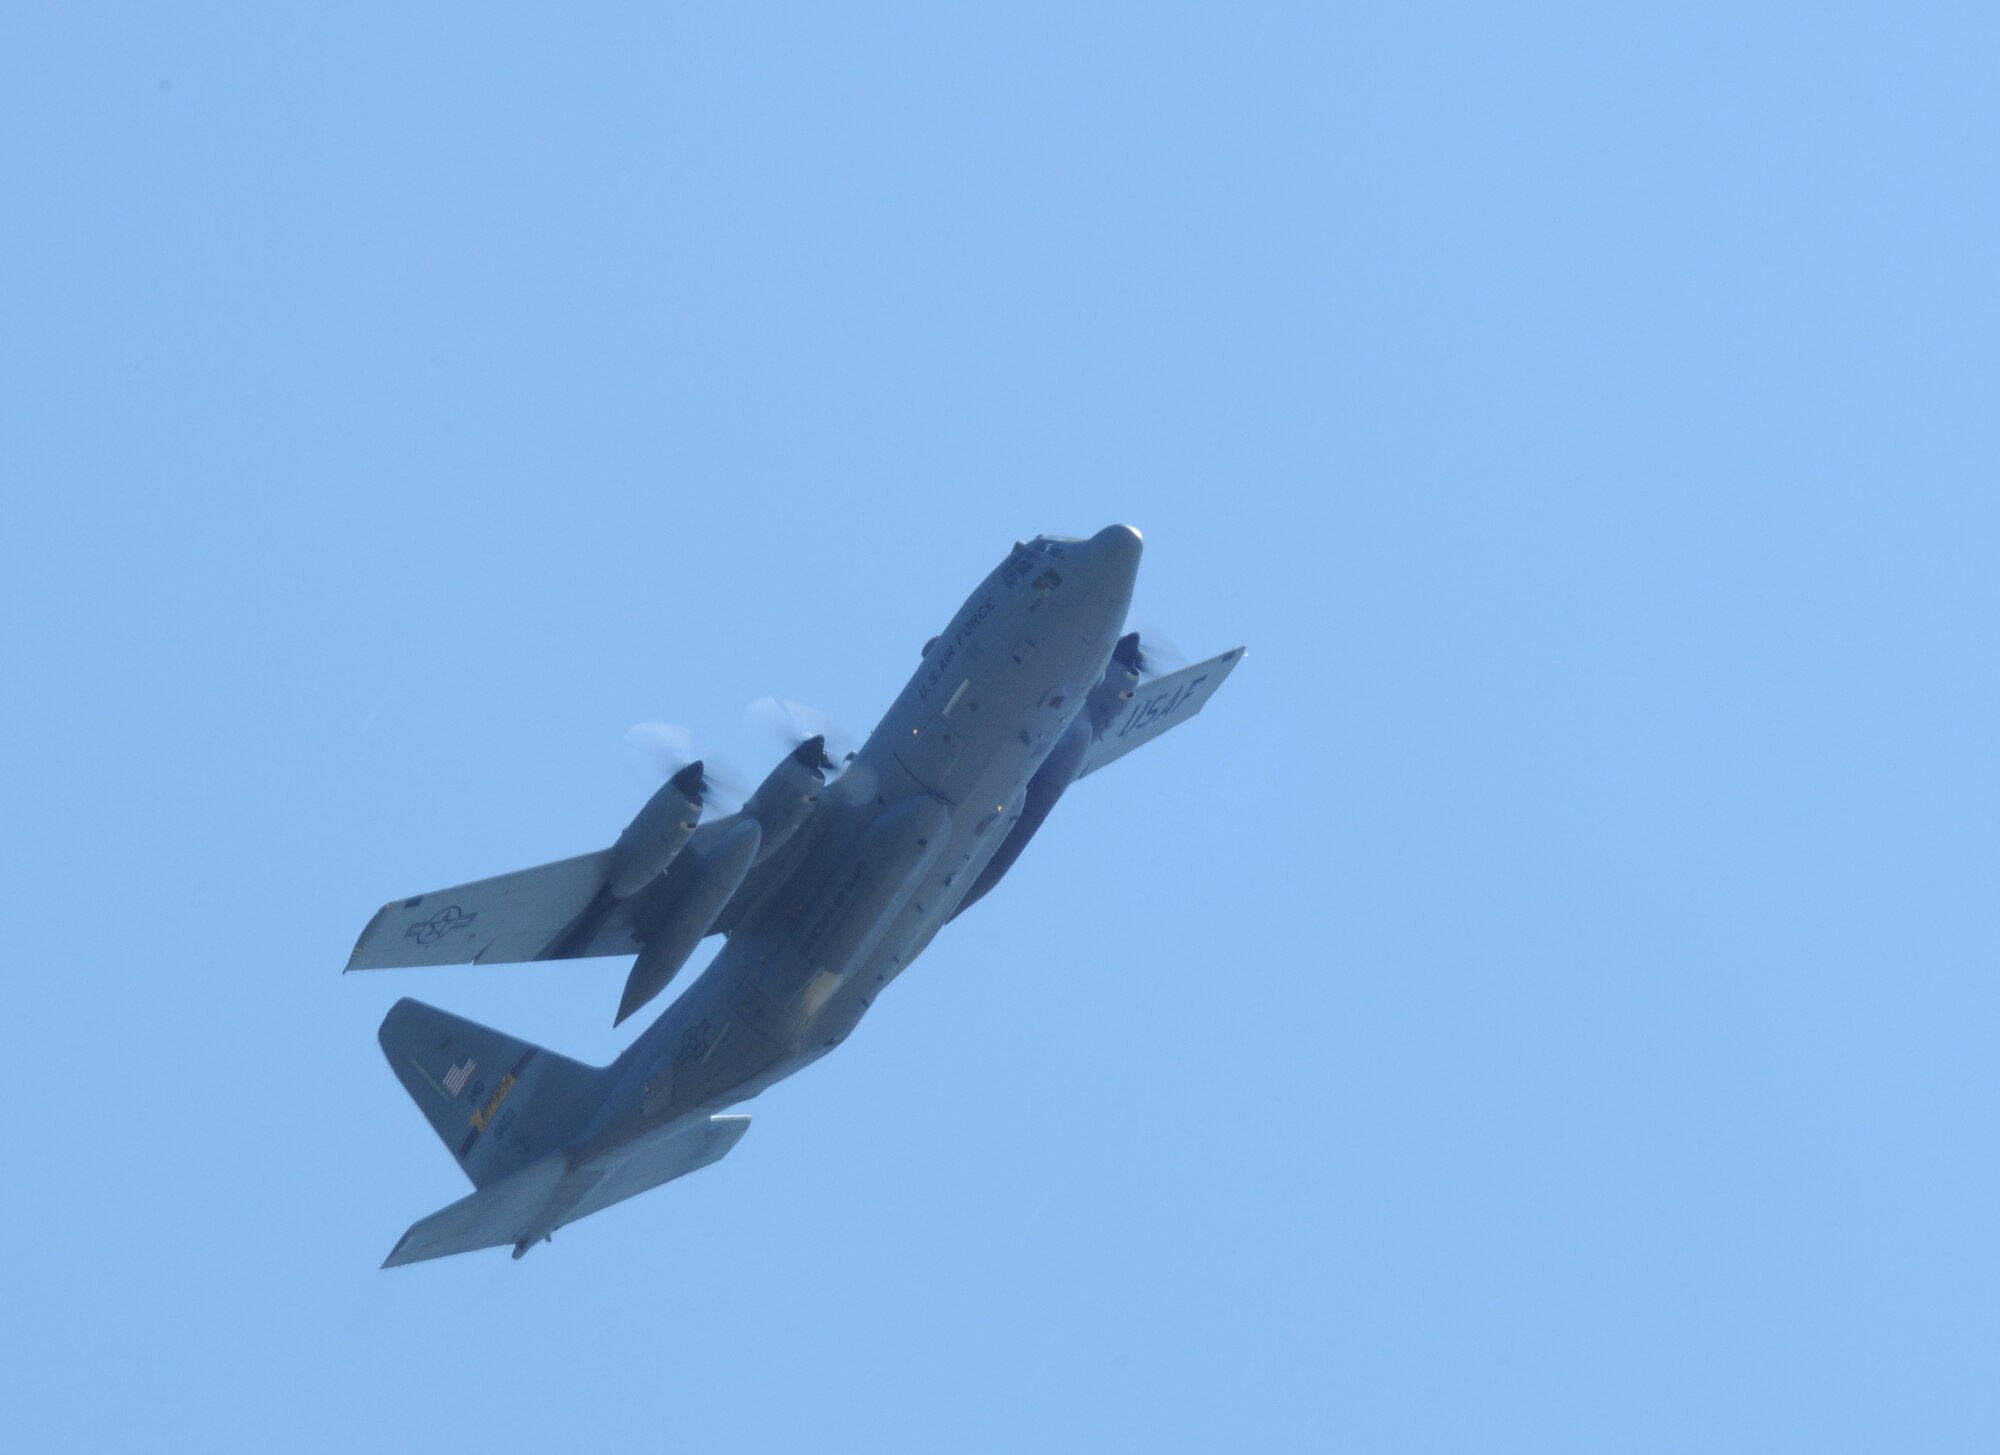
443;1059;476;1096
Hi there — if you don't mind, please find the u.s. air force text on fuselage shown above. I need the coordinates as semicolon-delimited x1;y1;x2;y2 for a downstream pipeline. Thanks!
348;525;1244;1266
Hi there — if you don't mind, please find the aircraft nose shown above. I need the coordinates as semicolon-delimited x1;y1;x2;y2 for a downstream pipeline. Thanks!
1087;523;1144;580
1073;524;1142;628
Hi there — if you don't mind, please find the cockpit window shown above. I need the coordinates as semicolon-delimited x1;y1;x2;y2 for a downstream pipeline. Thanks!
1000;544;1037;587
1003;538;1074;588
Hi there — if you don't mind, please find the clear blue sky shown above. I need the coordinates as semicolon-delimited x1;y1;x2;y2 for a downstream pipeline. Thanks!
5;5;1995;1450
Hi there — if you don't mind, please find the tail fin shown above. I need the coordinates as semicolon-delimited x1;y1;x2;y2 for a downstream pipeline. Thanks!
378;998;603;1189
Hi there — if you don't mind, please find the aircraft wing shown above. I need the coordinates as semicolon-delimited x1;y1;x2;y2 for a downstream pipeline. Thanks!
345;807;801;972
1077;646;1245;779
345;849;638;971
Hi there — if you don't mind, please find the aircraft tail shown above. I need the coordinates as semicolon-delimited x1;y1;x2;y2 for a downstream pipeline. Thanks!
378;998;604;1191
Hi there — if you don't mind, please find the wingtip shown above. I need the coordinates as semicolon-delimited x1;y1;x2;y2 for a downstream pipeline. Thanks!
347;902;392;970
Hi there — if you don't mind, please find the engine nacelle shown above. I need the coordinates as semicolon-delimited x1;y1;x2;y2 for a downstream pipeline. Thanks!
616;817;762;1025
609;762;705;900
741;735;832;863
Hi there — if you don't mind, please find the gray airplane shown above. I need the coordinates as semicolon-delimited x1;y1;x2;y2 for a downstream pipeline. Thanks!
349;525;1243;1266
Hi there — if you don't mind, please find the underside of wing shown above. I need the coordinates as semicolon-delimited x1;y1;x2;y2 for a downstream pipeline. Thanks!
344;806;799;974
346;849;640;971
1078;645;1246;779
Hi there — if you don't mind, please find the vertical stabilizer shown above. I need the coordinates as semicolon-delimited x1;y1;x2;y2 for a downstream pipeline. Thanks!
378;998;603;1189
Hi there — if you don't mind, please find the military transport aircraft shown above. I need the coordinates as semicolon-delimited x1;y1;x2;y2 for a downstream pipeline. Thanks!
348;525;1243;1266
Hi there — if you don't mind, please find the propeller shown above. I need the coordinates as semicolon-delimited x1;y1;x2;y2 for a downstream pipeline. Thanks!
622;721;745;811
747;696;883;803
785;733;838;775
1116;623;1185;680
746;696;859;770
1120;631;1176;687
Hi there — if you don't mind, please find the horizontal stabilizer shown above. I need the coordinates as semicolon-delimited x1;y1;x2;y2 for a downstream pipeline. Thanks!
379;1116;752;1267
382;1156;567;1268
556;1115;751;1229
1078;646;1245;779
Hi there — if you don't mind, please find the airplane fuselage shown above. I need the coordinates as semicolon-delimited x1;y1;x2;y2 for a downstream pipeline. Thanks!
573;527;1143;1167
